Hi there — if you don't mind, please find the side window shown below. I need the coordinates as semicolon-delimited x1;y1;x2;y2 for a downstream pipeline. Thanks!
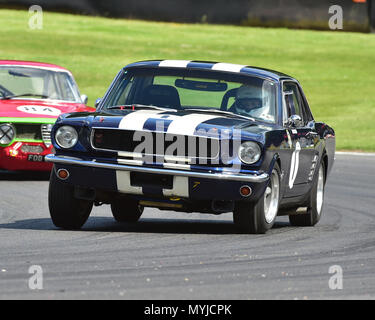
283;82;305;125
297;86;314;123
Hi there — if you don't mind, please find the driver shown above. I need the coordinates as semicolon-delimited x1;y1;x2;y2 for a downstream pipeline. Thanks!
231;84;264;118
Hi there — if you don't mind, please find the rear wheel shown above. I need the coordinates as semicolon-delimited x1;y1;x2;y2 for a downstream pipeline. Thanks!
111;197;144;223
233;164;281;234
48;168;93;230
289;161;325;227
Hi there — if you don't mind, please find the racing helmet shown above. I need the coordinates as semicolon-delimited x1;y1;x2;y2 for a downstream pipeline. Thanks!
235;85;263;114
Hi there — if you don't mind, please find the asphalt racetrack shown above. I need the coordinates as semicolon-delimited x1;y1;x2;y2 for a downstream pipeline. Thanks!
0;153;374;299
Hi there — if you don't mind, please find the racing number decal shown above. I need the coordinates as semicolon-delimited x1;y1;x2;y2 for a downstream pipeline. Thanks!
193;181;200;189
289;141;301;189
17;105;61;116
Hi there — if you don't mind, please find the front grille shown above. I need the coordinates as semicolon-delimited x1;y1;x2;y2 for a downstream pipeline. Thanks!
41;124;53;147
8;123;52;147
91;128;220;161
13;123;42;141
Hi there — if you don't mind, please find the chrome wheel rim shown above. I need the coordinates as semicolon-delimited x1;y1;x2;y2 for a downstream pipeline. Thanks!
316;164;324;215
264;169;280;224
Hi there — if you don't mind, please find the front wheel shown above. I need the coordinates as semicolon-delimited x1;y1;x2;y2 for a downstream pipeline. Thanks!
48;168;93;230
289;161;325;227
233;163;281;234
111;197;144;223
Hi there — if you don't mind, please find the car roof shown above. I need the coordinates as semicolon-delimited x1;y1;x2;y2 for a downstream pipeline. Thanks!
123;60;295;82
0;60;70;72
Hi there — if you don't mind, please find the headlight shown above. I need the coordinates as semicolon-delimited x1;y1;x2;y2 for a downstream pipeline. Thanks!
238;141;261;164
55;126;78;149
0;124;15;145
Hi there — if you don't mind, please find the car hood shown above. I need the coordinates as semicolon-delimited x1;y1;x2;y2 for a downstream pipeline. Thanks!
0;99;92;120
61;109;273;141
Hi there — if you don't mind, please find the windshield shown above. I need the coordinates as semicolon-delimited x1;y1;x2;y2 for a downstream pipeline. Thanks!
101;68;277;123
0;66;81;102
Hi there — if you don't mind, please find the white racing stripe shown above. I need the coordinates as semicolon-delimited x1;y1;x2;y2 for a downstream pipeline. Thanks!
116;109;224;187
163;113;223;170
166;113;223;135
116;171;189;198
159;60;191;68
117;158;143;166
118;109;165;131
212;63;246;73
116;171;143;195
163;176;189;198
117;110;165;163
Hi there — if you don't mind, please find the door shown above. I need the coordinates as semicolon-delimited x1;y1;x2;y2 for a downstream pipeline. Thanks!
283;81;318;197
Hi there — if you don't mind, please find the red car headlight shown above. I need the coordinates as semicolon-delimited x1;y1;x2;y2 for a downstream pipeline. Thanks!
0;124;15;145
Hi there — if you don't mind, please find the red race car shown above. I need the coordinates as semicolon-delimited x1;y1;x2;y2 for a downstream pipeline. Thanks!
0;60;93;171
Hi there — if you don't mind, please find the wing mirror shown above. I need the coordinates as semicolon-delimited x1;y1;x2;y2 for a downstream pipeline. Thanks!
94;98;102;108
80;94;88;105
287;114;303;127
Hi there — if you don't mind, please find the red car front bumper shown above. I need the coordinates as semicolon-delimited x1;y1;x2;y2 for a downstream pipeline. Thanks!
0;141;53;171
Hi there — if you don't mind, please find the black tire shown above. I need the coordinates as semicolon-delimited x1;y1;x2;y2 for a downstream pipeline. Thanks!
289;160;325;227
233;163;281;234
48;168;93;230
111;197;144;223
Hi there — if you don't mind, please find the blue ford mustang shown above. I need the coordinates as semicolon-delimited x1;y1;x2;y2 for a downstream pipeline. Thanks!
46;60;335;234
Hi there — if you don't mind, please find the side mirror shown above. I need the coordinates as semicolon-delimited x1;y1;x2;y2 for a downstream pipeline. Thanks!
94;98;102;108
287;114;303;127
80;94;88;105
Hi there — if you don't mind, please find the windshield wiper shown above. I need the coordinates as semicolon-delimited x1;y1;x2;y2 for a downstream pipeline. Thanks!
0;85;12;98
1;93;49;100
184;108;255;122
107;104;177;112
8;70;31;78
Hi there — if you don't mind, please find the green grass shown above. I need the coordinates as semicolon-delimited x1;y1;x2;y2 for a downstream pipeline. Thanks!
0;9;374;151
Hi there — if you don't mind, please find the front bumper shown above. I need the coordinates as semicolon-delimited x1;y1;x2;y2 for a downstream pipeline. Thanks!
46;155;269;183
0;142;53;171
46;154;269;201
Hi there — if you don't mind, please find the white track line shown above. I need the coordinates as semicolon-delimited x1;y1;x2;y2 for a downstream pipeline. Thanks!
336;151;375;157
